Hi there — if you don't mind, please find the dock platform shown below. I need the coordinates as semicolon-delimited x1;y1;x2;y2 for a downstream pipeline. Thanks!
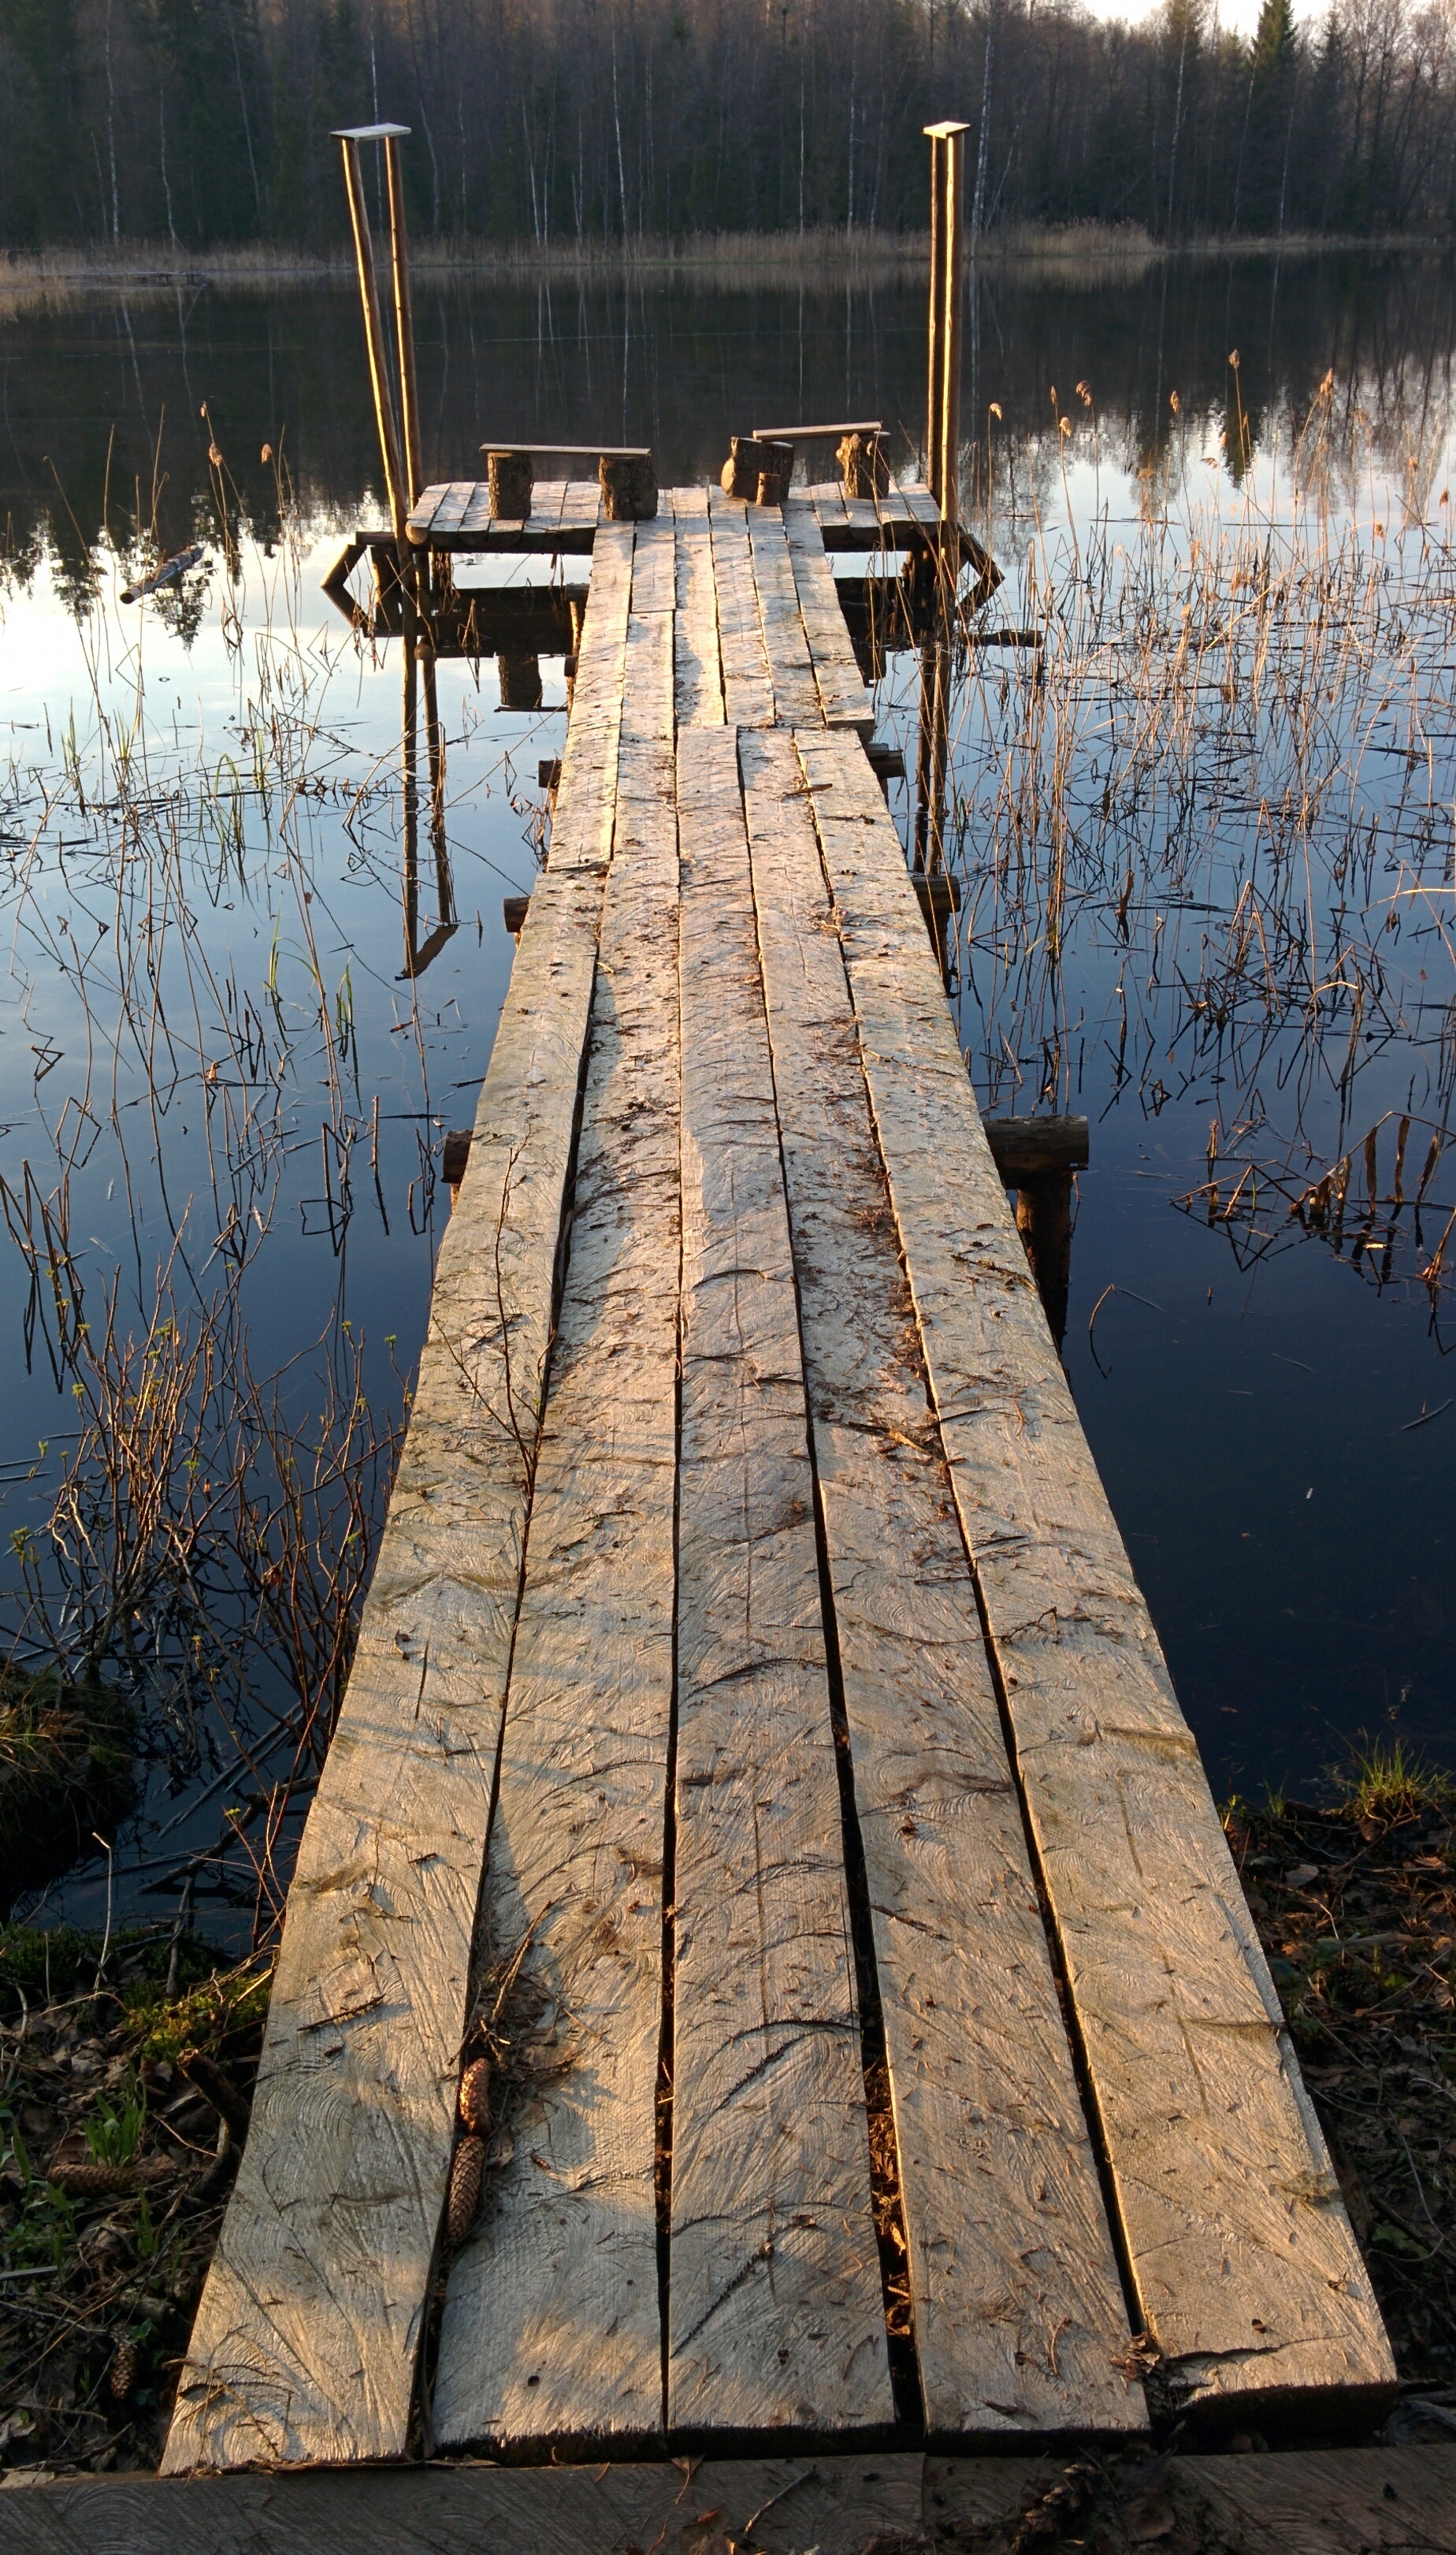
162;485;1394;2475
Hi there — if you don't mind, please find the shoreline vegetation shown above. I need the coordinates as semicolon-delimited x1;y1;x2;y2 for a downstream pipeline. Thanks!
0;1752;1451;2475
0;224;1442;310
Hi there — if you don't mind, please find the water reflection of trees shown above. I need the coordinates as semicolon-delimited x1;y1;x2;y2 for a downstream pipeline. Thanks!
942;363;1456;1328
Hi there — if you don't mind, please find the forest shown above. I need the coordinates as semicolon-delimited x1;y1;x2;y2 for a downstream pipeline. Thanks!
1;0;1454;259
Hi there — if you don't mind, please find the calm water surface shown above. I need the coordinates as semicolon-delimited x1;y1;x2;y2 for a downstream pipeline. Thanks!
2;249;1453;1933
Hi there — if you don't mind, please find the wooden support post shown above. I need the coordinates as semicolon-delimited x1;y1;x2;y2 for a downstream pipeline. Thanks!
382;133;423;509
336;128;410;548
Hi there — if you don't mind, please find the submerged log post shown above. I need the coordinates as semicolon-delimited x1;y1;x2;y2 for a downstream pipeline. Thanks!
1012;1173;1075;1352
498;647;544;711
979;1118;1088;1353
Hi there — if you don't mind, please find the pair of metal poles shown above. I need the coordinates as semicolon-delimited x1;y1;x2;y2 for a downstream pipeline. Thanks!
335;121;423;544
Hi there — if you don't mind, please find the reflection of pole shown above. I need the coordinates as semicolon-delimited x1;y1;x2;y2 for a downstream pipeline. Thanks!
383;134;423;508
422;650;455;935
913;641;950;878
339;134;407;545
913;638;953;983
399;600;458;979
402;596;420;971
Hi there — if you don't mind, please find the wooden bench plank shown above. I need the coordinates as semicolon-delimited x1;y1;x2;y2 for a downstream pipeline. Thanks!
433;739;679;2453
782;504;875;735
793;728;1397;2434
550;526;636;868
738;727;1142;2441
669;724;893;2435
162;863;610;2471
745;511;823;730
707;492;774;729
671;508;725;727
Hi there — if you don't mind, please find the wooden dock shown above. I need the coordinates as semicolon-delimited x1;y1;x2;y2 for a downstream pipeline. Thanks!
162;482;1395;2476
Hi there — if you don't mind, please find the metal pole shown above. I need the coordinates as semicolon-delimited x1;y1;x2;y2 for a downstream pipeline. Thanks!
339;135;407;545
923;121;970;526
925;137;946;508
383;134;423;509
940;127;966;534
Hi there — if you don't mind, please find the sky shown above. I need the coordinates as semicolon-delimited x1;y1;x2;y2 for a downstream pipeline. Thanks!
1077;0;1320;35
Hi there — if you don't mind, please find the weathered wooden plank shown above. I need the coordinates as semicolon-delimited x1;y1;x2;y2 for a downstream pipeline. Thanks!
533;479;570;534
669;482;709;519
162;862;609;2471
549;526;636;869
669;724;892;2436
0;2455;934;2555
407;482;449;541
793;727;1397;2434
707;492;774;729
460;482;495;536
807;479;849;524
561;478;606;533
630;513;676;616
745;511;823;730
841;493;884;540
782;503;875;735
616;519;675;746
13;2449;1456;2555
427;479;477;539
671;509;725;726
897;483;944;527
738;727;1141;2441
433;739;679;2453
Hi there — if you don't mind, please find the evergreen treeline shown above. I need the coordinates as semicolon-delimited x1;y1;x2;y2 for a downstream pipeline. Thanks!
2;0;1454;253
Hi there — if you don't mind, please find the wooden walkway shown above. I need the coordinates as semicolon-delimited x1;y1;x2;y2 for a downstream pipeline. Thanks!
162;486;1394;2474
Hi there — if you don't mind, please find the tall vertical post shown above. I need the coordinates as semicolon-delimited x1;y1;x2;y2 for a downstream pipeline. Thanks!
923;121;970;530
334;123;414;548
383;134;424;509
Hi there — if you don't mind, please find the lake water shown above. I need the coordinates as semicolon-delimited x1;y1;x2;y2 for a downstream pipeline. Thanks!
2;247;1453;1938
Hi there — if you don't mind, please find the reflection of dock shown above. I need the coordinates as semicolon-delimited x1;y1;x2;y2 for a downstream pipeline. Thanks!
164;453;1394;2475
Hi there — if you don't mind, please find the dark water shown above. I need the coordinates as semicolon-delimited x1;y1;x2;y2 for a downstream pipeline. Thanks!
1;248;1453;1937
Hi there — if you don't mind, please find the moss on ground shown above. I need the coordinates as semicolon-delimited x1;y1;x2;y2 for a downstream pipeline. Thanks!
1227;1750;1456;2393
0;1927;272;2475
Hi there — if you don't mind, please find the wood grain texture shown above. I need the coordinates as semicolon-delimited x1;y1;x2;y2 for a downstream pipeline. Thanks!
162;865;608;2471
433;740;679;2452
550;526;635;866
744;511;823;729
619;520;675;745
670;493;726;727
14;2450;1456;2555
0;2455;934;2555
793;726;1397;2431
782;504;876;735
669;723;892;2438
739;728;1140;2440
707;493;775;729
